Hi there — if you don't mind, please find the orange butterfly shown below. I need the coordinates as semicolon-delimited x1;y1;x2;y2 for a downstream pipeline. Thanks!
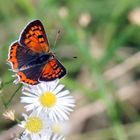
7;20;66;85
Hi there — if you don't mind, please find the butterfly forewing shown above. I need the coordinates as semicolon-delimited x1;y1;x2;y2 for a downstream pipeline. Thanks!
19;20;50;53
8;42;20;70
8;41;40;70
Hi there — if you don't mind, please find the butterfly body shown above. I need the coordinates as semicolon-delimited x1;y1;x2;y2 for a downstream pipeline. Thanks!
8;20;66;85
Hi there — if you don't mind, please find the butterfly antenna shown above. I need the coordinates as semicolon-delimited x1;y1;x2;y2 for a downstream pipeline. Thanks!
53;30;61;50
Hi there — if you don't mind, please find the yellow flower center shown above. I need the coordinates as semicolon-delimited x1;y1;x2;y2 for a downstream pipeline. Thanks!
25;117;43;133
40;92;57;107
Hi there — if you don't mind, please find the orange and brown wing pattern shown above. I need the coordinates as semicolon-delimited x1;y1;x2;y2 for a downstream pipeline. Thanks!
17;71;38;85
39;58;66;81
7;42;20;70
8;41;39;70
19;20;50;53
17;64;44;85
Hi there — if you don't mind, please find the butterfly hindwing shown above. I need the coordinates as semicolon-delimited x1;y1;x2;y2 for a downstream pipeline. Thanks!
19;20;49;53
17;64;45;85
8;41;39;70
39;58;66;81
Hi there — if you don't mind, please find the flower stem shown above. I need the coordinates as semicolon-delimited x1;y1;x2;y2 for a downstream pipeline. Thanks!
4;84;22;108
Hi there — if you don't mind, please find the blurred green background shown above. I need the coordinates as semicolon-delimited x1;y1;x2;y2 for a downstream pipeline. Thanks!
1;0;140;140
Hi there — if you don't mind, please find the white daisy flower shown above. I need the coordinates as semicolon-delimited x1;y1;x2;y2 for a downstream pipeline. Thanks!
19;111;52;139
21;80;75;122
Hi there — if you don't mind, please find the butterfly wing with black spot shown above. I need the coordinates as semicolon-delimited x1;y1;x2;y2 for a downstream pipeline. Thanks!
19;20;50;53
7;41;39;70
7;41;44;85
39;57;66;81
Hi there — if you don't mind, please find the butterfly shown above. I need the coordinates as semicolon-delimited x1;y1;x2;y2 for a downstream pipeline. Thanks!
7;20;66;85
